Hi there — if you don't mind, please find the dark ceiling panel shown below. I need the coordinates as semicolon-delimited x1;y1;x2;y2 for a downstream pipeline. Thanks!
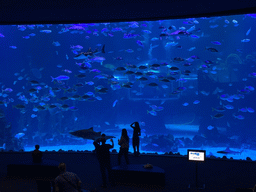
0;0;256;24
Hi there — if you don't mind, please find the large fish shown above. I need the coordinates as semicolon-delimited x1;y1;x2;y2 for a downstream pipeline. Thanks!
217;147;243;155
69;127;115;140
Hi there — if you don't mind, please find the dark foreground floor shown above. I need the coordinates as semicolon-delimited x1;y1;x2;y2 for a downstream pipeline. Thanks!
0;175;249;192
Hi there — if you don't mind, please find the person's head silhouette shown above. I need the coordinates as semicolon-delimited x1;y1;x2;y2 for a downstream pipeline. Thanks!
35;145;40;150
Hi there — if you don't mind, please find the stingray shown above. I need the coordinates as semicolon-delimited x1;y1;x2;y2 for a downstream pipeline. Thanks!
69;127;115;141
217;147;243;155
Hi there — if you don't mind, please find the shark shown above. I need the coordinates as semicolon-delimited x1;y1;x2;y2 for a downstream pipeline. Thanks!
74;45;105;60
217;147;244;155
69;127;115;141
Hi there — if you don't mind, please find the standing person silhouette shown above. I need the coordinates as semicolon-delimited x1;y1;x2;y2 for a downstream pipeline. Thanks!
32;144;43;163
93;134;114;188
118;129;129;165
130;122;141;156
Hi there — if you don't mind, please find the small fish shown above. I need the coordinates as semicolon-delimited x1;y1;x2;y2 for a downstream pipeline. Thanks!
66;54;69;60
246;27;251;36
211;41;221;45
238;108;247;112
205;47;218;52
85;81;94;85
207;125;214;130
40;30;52;33
105;122;110;125
241;39;250;42
247;107;254;113
125;49;134;53
193;100;200;104
63;69;72;73
95;96;102;101
31;114;37;118
210;24;218;28
188;47;196;51
9;46;17;49
211;113;224;119
15;133;25;139
113;99;118;107
183;103;189;106
190;34;199;38
224;20;229;24
136;40;144;47
51;75;70;82
23;36;30;39
52;41;61;46
147;110;157;116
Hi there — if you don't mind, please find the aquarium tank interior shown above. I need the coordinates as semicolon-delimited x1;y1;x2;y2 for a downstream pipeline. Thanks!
0;13;256;160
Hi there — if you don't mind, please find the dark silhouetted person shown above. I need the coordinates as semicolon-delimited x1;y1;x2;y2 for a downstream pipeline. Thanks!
130;122;141;156
93;134;114;188
32;144;43;163
55;162;82;192
118;129;129;165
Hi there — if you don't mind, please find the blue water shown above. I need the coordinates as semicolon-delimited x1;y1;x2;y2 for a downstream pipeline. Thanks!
0;14;256;160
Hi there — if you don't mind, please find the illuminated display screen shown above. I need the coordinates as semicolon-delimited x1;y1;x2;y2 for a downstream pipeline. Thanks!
188;150;206;162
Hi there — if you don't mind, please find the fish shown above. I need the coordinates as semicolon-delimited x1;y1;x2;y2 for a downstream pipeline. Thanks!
40;30;52;33
217;147;243;155
15;133;25;139
183;102;189;106
113;99;118;107
31;114;37;118
69;127;115;140
205;47;218;52
52;41;61;46
207;125;214;130
13;104;26;109
147;110;157;116
247;107;255;113
212;106;226;112
246;27;251;36
233;113;244;120
211;113;224;119
211;41;221;45
90;56;106;64
51;75;70;82
193;100;200;104
241;39;250;42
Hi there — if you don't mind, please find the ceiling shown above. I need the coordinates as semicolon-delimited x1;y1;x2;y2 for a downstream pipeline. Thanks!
0;0;256;24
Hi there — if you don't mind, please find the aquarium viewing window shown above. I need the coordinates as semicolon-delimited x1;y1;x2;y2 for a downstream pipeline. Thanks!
0;13;256;161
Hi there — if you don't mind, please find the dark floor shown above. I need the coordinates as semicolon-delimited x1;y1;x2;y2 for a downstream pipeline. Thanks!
0;175;249;192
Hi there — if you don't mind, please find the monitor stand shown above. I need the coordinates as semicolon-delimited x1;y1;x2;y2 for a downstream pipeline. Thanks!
188;162;205;190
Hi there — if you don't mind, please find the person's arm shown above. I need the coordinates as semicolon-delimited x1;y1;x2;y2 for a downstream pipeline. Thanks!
118;137;123;145
55;182;59;192
93;140;100;148
138;129;141;136
110;139;114;148
130;122;135;128
77;180;82;190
